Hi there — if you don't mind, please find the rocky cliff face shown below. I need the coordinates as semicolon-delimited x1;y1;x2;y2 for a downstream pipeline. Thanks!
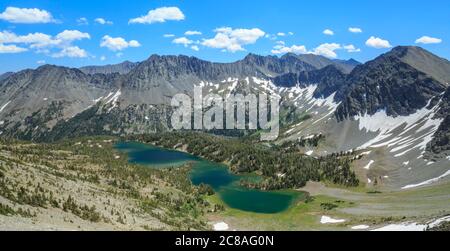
335;46;448;121
0;65;117;139
273;65;347;99
0;72;14;82
427;87;450;156
79;61;139;75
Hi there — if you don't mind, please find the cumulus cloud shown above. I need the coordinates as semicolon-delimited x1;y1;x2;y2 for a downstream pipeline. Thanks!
202;27;265;52
323;29;334;36
37;60;46;64
288;32;294;36
415;36;442;44
277;32;286;37
343;44;361;53
0;30;90;57
172;37;194;47
271;44;307;54
77;17;88;26
348;27;362;33
0;6;55;24
185;30;202;36
365;36;392;48
0;43;27;53
100;56;106;61
312;43;341;58
129;7;185;24
191;45;200;51
56;30;90;42
0;30;90;47
52;46;87;58
163;34;175;38
100;35;141;51
272;42;345;58
95;18;113;25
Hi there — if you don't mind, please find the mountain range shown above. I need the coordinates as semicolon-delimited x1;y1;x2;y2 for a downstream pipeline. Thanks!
0;45;449;189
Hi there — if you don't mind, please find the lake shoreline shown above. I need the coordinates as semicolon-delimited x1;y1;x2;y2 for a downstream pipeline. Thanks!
115;140;308;214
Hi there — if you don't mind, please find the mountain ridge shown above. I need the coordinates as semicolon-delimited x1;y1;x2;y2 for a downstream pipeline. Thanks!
0;46;449;155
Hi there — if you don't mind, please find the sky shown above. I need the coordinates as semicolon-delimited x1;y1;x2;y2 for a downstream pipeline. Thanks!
0;0;449;73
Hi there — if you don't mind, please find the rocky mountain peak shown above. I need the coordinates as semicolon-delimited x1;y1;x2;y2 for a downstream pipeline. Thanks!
385;46;450;85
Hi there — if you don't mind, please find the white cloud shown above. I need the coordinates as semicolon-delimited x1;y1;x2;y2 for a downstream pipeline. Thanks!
202;27;265;52
95;18;113;25
271;44;307;54
365;36;392;48
0;43;27;53
349;27;362;33
185;30;202;36
37;60;46;64
323;29;334;36
116;52;123;58
77;17;88;25
277;32;286;37
265;34;278;40
163;34;175;38
191;45;199;51
52;46;87;58
312;43;341;58
0;30;90;47
56;30;90;42
100;56;106;61
0;6;55;24
129;7;185;24
276;40;285;45
0;30;51;45
343;44;361;53
272;42;344;58
415;36;442;44
172;37;194;47
288;32;294;36
0;30;90;57
100;35;141;51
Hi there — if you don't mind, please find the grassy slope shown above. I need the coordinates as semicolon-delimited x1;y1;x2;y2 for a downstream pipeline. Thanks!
0;137;210;230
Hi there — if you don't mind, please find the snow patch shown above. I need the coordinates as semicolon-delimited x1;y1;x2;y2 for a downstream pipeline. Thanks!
105;90;121;112
372;216;450;231
402;170;450;189
356;100;443;154
320;216;346;224
363;160;375;170
0;101;11;113
305;150;314;156
351;225;370;230
213;222;229;231
372;222;426;231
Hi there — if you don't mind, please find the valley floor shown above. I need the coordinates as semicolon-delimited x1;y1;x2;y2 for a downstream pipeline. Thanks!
205;181;450;231
0;137;448;231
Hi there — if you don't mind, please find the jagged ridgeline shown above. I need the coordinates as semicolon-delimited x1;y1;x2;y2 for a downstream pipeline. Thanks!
0;51;361;141
0;46;449;162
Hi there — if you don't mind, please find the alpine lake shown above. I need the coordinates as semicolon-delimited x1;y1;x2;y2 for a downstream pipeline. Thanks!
115;141;307;214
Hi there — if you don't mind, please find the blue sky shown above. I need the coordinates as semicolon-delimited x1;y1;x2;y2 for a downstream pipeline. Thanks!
0;0;449;73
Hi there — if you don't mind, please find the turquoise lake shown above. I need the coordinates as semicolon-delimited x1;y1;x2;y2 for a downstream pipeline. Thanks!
115;141;303;214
